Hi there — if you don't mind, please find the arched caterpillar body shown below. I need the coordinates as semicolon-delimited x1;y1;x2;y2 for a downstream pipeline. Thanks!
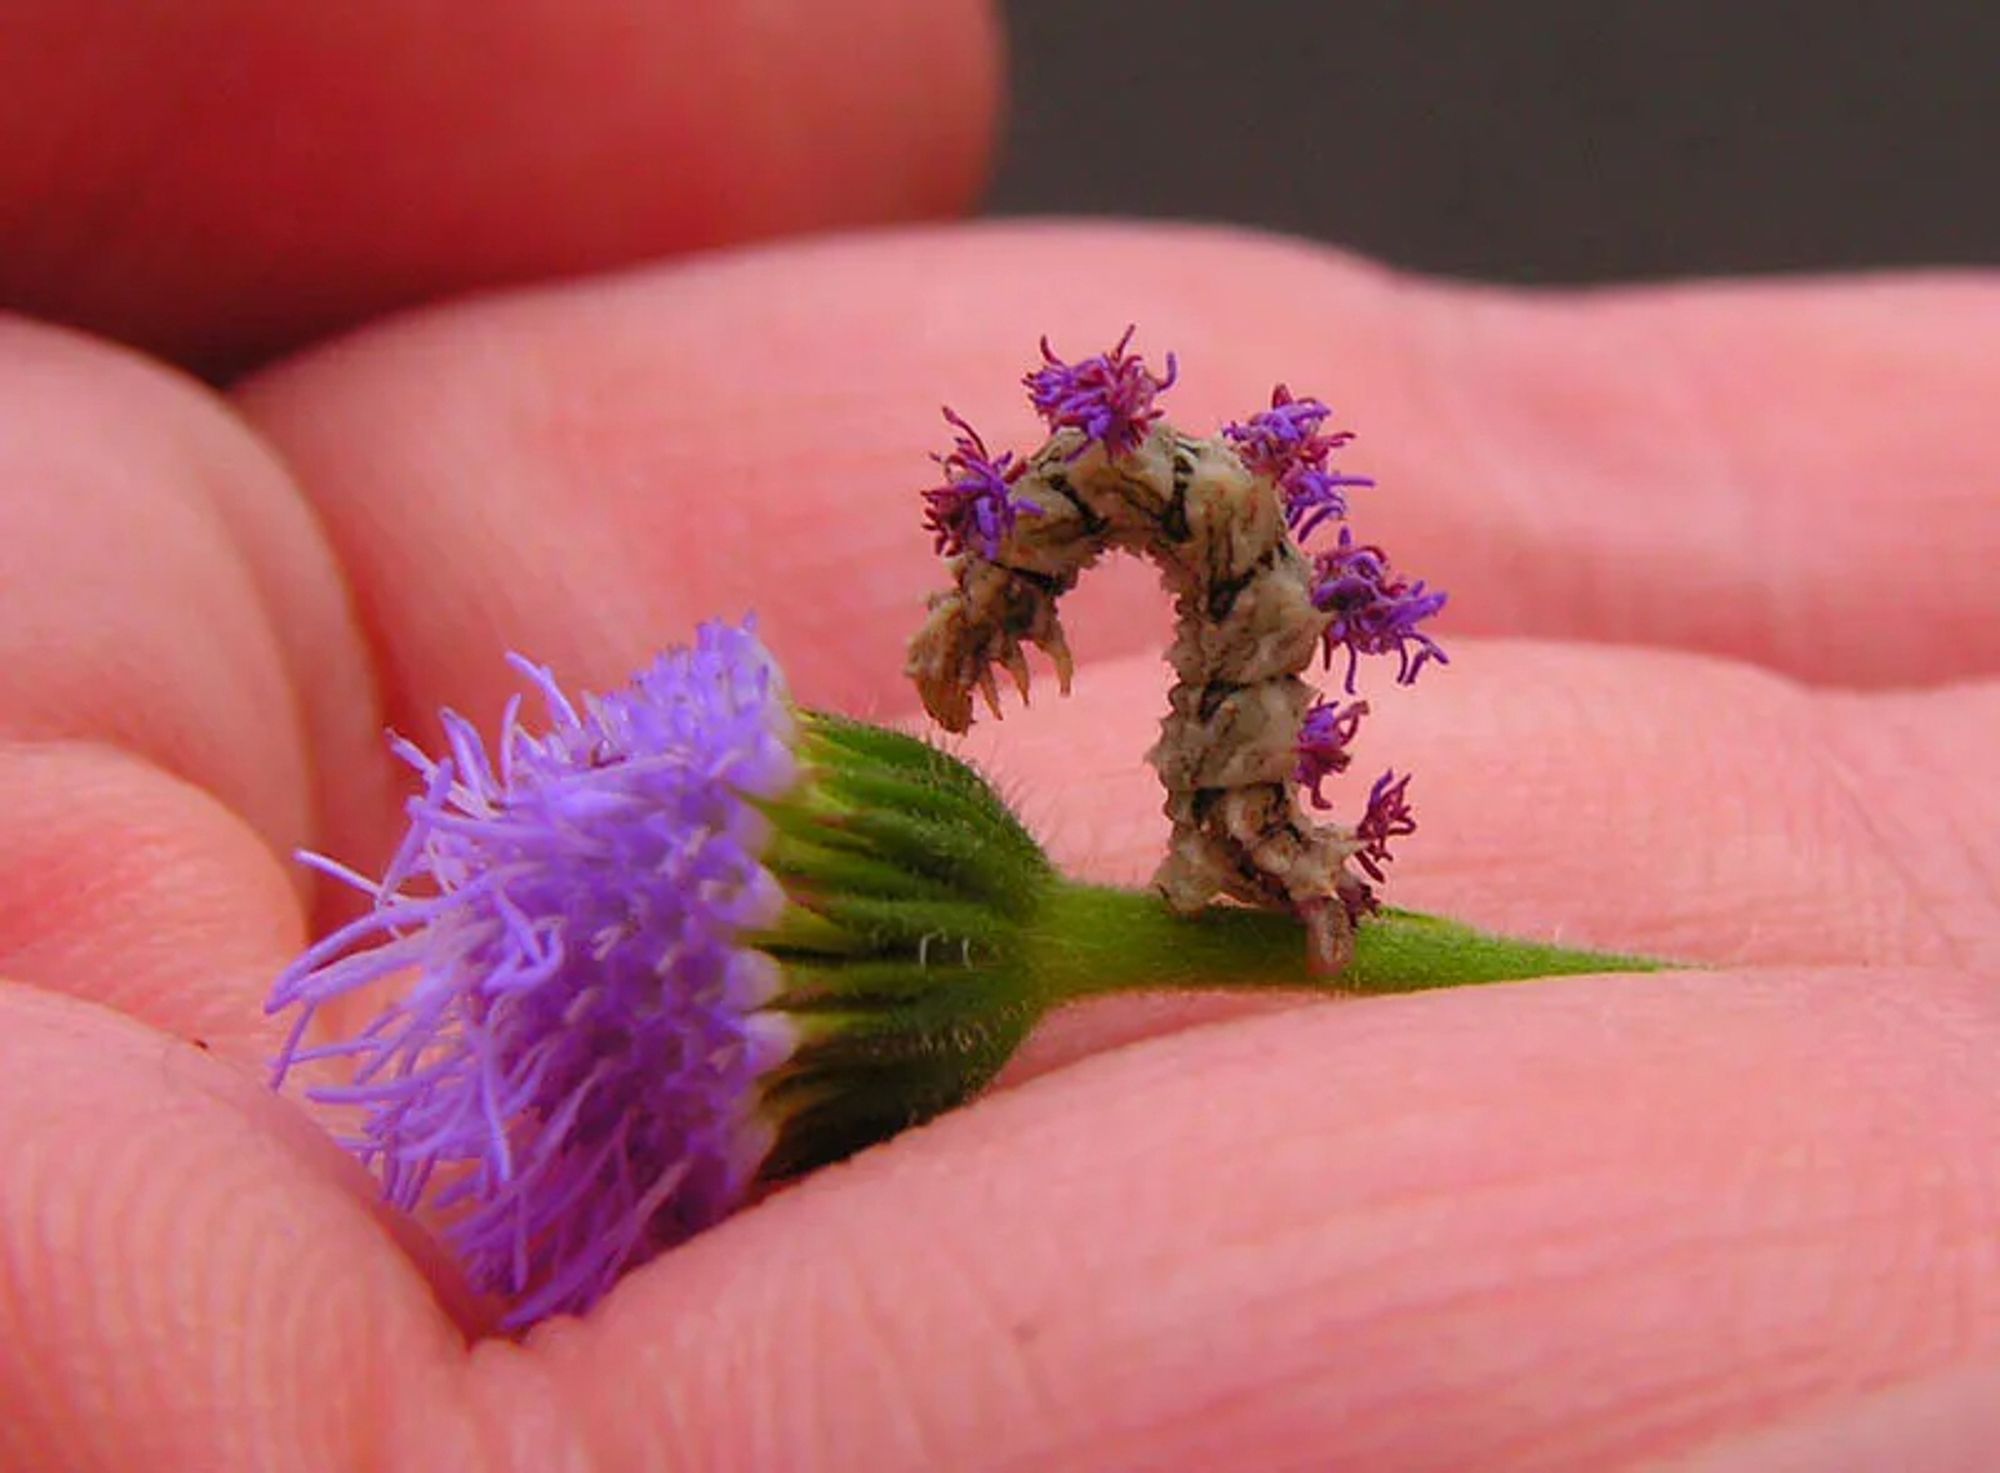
907;421;1374;974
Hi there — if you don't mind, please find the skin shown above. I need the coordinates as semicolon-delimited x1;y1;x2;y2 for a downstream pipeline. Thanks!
1;1;1997;1468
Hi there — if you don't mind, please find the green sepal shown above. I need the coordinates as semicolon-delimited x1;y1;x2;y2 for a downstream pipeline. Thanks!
749;713;1053;1183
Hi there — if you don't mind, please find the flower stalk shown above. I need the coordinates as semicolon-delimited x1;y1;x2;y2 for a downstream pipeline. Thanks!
1026;885;1662;1005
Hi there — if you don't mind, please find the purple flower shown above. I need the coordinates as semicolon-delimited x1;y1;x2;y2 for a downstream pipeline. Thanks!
1223;383;1374;541
1221;383;1349;473
921;407;1039;559
267;620;802;1326
1353;770;1417;882
1023;324;1178;460
1294;698;1369;809
1311;527;1449;692
1283;464;1377;542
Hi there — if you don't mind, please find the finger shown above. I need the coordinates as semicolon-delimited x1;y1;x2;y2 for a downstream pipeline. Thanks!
0;742;302;1060
0;317;391;897
0;0;999;371
943;642;2000;973
0;987;465;1473
233;224;2000;762
511;966;2000;1471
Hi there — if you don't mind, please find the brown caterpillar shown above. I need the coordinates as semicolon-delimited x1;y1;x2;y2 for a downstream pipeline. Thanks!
907;416;1380;975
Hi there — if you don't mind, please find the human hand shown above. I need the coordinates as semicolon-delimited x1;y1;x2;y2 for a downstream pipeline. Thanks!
3;2;1998;1469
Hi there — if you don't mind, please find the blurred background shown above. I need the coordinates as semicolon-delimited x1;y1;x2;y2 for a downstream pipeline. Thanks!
990;0;2000;281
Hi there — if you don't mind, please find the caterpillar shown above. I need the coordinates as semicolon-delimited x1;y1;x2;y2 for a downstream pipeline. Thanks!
905;332;1443;976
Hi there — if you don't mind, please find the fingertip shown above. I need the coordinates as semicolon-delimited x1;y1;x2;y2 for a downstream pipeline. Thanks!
0;987;467;1472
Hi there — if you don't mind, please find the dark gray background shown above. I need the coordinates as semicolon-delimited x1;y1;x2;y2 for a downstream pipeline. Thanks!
988;1;1999;281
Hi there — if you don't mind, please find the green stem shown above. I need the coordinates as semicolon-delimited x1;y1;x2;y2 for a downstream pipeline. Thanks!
1028;881;1669;1006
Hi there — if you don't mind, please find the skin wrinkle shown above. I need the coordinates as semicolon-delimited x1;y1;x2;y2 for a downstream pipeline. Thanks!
790;1189;1090;1469
1616;1312;1992;1473
1526;654;1943;964
1680;676;1912;972
1917;694;2000;907
460;1312;646;1473
1798;690;1972;969
1107;1267;1764;1473
15;1030;179;1464
1643;297;1795;672
518;1225;793;1473
1810;682;2000;969
0;1058;74;1468
1657;1360;2000;1472
1481;1372;1788;1473
798;1214;962;1472
1246;1167;1968;1462
453;1339;597;1473
896;1196;1075;1460
0;741;301;1041
1145;1133;1876;1352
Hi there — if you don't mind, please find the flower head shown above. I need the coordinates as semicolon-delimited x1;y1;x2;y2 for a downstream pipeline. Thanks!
1294;698;1369;809
1311;527;1449;692
270;621;1055;1326
921;408;1038;559
269;621;801;1325
1223;384;1374;541
1023;325;1178;460
1353;770;1417;881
